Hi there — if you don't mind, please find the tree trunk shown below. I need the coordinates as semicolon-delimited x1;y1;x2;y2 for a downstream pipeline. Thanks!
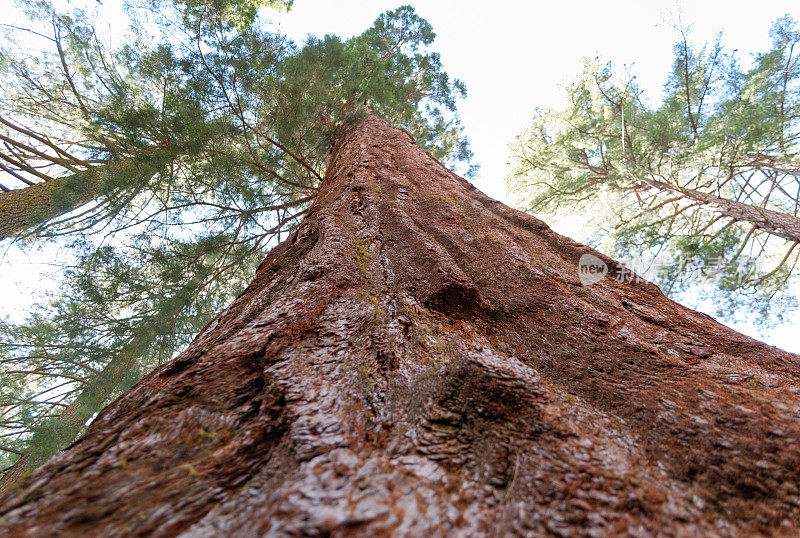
0;174;98;240
1;114;800;536
642;175;800;245
0;146;179;240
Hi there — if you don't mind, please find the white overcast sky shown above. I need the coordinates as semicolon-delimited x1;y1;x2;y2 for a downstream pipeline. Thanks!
3;0;800;351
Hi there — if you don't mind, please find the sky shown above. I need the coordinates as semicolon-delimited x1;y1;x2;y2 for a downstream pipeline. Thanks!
3;0;800;351
269;0;799;200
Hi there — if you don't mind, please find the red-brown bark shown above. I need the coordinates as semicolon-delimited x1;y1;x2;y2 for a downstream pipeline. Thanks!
1;114;799;536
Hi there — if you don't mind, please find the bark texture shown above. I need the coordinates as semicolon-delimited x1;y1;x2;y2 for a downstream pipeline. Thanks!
2;115;800;536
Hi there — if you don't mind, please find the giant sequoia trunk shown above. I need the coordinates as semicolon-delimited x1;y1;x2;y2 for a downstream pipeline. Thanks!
2;115;800;536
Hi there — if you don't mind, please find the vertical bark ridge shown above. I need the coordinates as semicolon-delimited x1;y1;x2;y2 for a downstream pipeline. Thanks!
1;114;799;536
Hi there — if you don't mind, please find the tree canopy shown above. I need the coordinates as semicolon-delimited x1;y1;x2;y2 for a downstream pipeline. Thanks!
509;16;800;323
0;0;473;479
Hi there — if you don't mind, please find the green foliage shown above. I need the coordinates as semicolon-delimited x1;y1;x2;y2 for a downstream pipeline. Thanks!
1;233;257;470
509;17;800;323
0;0;473;477
173;0;292;31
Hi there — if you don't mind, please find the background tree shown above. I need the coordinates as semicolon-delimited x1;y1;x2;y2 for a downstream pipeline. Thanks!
508;16;800;323
0;0;473;482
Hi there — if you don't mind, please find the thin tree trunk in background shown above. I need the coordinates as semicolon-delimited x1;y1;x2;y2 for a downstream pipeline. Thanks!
0;147;177;240
1;114;799;536
0;174;98;240
644;175;800;244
